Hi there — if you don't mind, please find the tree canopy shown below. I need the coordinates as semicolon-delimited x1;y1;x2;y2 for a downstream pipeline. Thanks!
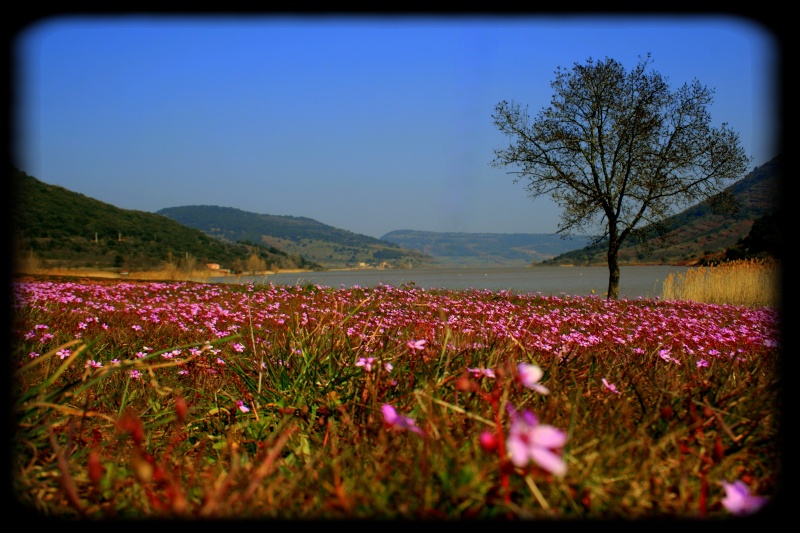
492;54;749;299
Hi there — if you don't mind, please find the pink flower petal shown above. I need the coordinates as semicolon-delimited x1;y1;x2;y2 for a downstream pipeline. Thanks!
531;424;568;448
530;447;568;477
381;404;398;424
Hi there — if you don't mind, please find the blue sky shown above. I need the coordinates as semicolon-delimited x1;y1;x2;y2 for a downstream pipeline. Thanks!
12;14;780;239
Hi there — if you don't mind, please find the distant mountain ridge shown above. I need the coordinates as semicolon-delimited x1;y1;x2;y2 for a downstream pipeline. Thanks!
156;205;434;269
13;152;780;273
156;206;593;268
380;230;593;267
151;153;781;269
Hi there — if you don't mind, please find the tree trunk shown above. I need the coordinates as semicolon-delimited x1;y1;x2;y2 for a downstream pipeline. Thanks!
607;241;621;300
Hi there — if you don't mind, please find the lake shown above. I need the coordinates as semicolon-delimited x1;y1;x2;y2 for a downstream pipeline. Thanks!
211;265;691;299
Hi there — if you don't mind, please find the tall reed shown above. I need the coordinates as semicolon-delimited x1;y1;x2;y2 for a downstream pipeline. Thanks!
661;258;780;308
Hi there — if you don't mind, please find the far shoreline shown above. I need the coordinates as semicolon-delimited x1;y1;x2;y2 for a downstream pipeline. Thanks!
12;261;702;284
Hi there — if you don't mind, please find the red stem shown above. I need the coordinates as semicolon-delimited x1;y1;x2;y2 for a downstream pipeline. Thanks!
486;387;510;504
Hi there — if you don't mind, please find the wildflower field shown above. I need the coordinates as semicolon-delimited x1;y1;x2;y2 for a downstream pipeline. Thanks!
11;278;782;519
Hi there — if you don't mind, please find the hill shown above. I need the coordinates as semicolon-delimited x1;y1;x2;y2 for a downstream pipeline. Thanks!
11;153;780;274
156;205;434;269
11;168;324;273
540;155;782;266
379;230;593;267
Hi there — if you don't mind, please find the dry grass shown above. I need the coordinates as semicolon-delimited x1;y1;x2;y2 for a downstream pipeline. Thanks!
15;266;314;283
661;258;780;308
18;267;220;282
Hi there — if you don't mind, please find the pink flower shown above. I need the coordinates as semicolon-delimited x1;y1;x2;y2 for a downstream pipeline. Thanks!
658;348;682;365
56;349;71;360
720;480;767;515
381;404;423;435
232;343;245;353
355;357;375;372
601;378;621;394
506;405;567;476
518;363;550;394
236;400;250;413
406;339;427;351
85;360;103;369
696;359;709;368
467;367;496;379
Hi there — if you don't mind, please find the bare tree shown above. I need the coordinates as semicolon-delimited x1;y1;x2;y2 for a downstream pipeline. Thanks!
491;54;749;299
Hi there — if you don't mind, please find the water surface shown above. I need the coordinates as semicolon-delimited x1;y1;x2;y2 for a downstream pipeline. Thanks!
213;265;690;299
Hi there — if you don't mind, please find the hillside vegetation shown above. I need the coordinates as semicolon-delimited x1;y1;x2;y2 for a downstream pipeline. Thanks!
157;205;434;269
542;155;781;266
11;168;324;274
